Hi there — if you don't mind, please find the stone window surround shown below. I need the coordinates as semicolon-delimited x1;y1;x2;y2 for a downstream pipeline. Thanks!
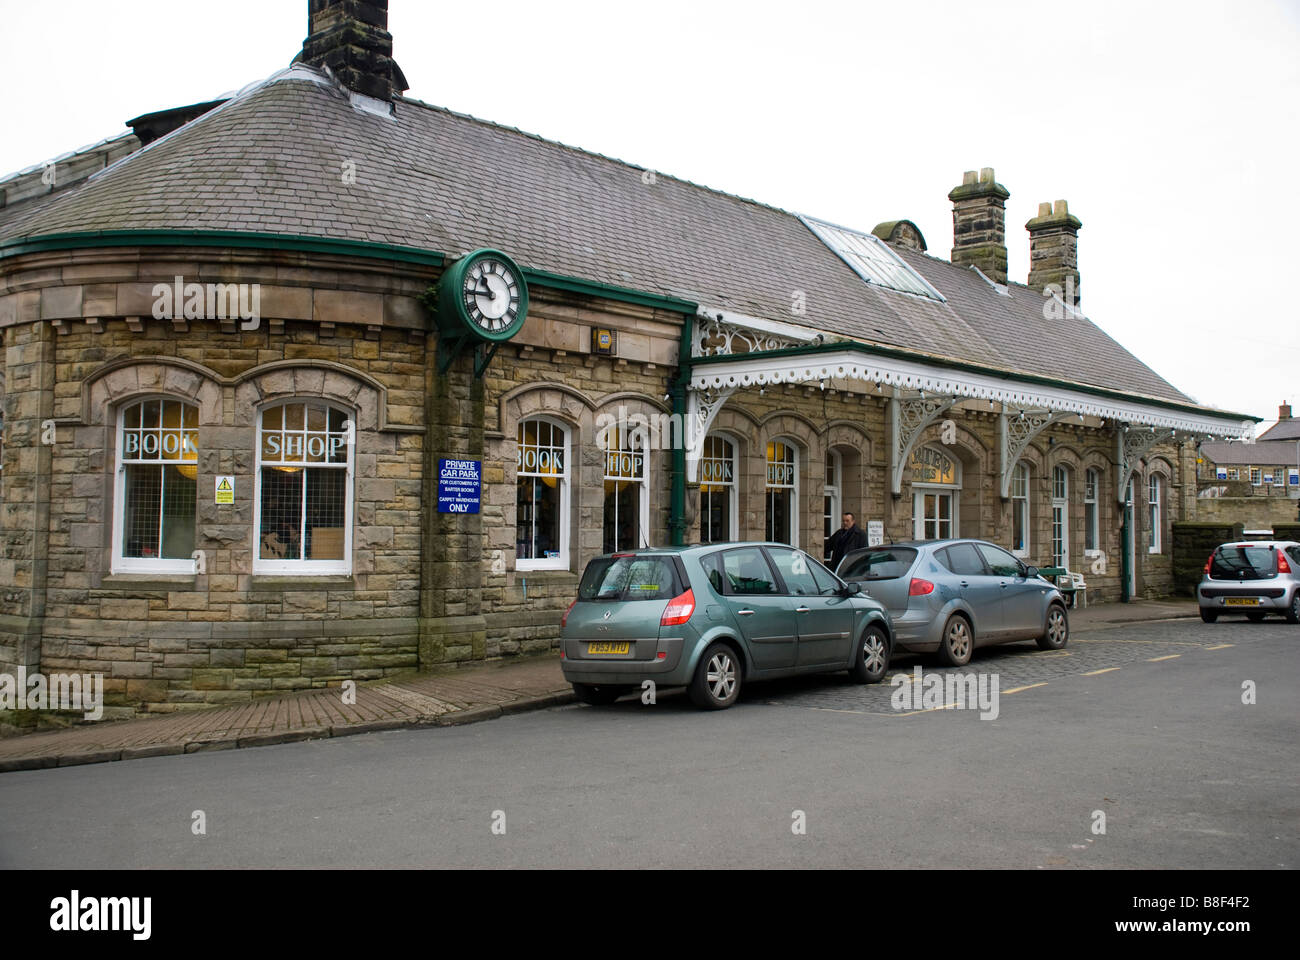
77;356;402;579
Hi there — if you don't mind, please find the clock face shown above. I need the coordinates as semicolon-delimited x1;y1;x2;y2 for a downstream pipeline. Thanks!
463;257;520;333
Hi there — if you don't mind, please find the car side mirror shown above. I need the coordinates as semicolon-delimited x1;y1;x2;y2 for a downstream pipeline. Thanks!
841;581;861;596
1025;566;1038;579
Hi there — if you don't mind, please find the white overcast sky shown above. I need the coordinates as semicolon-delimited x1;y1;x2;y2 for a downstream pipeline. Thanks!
3;0;1297;430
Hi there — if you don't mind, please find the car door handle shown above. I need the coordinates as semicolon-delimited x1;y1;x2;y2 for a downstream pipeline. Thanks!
795;606;811;613
959;580;969;587
1000;583;1009;589
737;609;755;616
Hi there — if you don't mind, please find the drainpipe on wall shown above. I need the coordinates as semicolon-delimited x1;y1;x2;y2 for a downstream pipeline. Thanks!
668;312;696;546
1120;503;1131;603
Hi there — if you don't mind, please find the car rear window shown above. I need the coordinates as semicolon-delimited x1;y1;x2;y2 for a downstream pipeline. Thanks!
839;548;917;581
578;556;680;601
1210;546;1278;579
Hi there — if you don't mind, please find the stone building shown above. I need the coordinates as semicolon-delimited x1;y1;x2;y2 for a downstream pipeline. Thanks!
1193;403;1300;529
0;1;1253;715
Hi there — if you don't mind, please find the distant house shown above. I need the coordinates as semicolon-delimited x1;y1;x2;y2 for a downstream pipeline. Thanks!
1199;404;1300;494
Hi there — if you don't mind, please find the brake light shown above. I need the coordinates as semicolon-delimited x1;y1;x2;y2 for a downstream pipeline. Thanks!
660;589;696;626
1204;553;1214;577
561;599;577;627
909;578;935;596
1278;551;1291;574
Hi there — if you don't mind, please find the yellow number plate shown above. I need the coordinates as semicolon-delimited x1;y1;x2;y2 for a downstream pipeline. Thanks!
1225;597;1260;606
586;642;630;655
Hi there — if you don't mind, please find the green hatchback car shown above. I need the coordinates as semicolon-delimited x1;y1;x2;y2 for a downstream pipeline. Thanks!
560;543;894;709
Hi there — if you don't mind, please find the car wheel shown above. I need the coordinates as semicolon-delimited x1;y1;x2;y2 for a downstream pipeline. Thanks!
936;614;973;667
849;624;890;684
572;683;625;706
1200;608;1218;623
1037;603;1069;650
1246;611;1266;622
687;642;742;710
1287;594;1300;625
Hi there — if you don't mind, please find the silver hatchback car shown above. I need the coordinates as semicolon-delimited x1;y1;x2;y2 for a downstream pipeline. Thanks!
1198;541;1300;623
835;539;1069;666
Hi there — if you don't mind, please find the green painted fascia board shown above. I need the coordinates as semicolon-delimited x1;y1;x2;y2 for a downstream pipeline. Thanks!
0;229;448;267
0;230;700;317
691;339;1260;424
520;266;697;315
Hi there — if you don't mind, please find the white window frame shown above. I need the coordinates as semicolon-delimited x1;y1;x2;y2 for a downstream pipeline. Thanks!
1250;467;1262;486
253;399;354;576
112;396;200;574
1011;462;1030;558
699;433;738;544
600;419;650;553
516;416;571;571
765;438;799;546
911;446;961;541
1084;468;1100;555
1051;465;1069;568
1147;475;1162;554
823;450;842;561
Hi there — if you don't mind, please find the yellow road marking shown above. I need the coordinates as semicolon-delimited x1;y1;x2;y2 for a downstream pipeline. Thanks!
1082;667;1121;676
1037;650;1071;657
1001;682;1048;695
1205;643;1234;650
1147;654;1181;662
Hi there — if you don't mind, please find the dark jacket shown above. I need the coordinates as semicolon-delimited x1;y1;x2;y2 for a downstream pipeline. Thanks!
827;524;867;571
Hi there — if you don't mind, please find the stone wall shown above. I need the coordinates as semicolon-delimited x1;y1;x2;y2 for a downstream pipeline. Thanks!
1189;496;1300;529
1171;522;1245;597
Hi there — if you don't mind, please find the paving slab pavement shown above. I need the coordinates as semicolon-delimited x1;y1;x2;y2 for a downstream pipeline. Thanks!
0;598;1197;772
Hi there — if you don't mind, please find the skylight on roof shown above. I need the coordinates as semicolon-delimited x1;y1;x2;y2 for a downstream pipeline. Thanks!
799;214;945;302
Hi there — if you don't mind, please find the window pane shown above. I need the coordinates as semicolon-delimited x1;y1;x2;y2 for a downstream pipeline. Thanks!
159;464;196;559
260;466;303;560
722;547;777;595
123;464;162;558
768;548;819;596
306;467;346;560
700;486;731;543
516;475;561;560
603;479;641;553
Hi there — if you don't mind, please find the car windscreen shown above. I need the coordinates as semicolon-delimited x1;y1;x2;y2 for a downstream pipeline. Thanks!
578;556;680;601
1210;546;1278;579
838;547;917;581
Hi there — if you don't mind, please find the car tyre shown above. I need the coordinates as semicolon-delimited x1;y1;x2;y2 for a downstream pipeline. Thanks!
1200;608;1218;623
849;624;890;684
936;614;973;667
1246;611;1266;623
572;683;625;706
687;642;742;710
1037;603;1069;650
1288;594;1300;625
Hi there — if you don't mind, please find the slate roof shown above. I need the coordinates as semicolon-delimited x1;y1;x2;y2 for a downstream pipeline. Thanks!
1258;419;1300;442
1202;440;1300;466
0;66;1211;409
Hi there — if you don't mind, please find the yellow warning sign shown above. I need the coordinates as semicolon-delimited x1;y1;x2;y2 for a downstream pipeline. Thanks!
216;475;235;504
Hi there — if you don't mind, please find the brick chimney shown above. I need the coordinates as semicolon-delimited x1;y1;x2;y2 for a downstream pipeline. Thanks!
1026;199;1083;306
948;168;1010;284
296;0;408;103
1280;402;1292;422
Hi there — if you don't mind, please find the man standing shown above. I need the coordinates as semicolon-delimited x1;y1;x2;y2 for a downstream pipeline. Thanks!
827;512;867;571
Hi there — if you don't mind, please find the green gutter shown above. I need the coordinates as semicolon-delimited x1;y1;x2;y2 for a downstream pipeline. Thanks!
669;313;698;547
0;229;447;267
520;266;696;315
690;339;1259;425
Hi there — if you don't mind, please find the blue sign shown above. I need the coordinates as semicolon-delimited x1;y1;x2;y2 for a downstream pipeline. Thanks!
437;459;481;514
1290;471;1299;487
1215;467;1228;480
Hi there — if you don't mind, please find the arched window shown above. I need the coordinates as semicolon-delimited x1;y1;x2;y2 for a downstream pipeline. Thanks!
255;400;352;574
601;419;648;552
765;439;798;545
516;417;569;570
1148;475;1162;554
823;451;842;561
1011;462;1030;557
1084;469;1100;554
699;434;736;544
114;398;199;573
1051;465;1069;568
910;445;960;541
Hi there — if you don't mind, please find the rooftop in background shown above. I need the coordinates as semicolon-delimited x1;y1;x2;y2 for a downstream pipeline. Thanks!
1201;440;1300;466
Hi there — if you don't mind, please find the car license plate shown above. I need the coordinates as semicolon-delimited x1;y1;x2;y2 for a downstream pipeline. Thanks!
1224;597;1259;606
586;642;630;655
